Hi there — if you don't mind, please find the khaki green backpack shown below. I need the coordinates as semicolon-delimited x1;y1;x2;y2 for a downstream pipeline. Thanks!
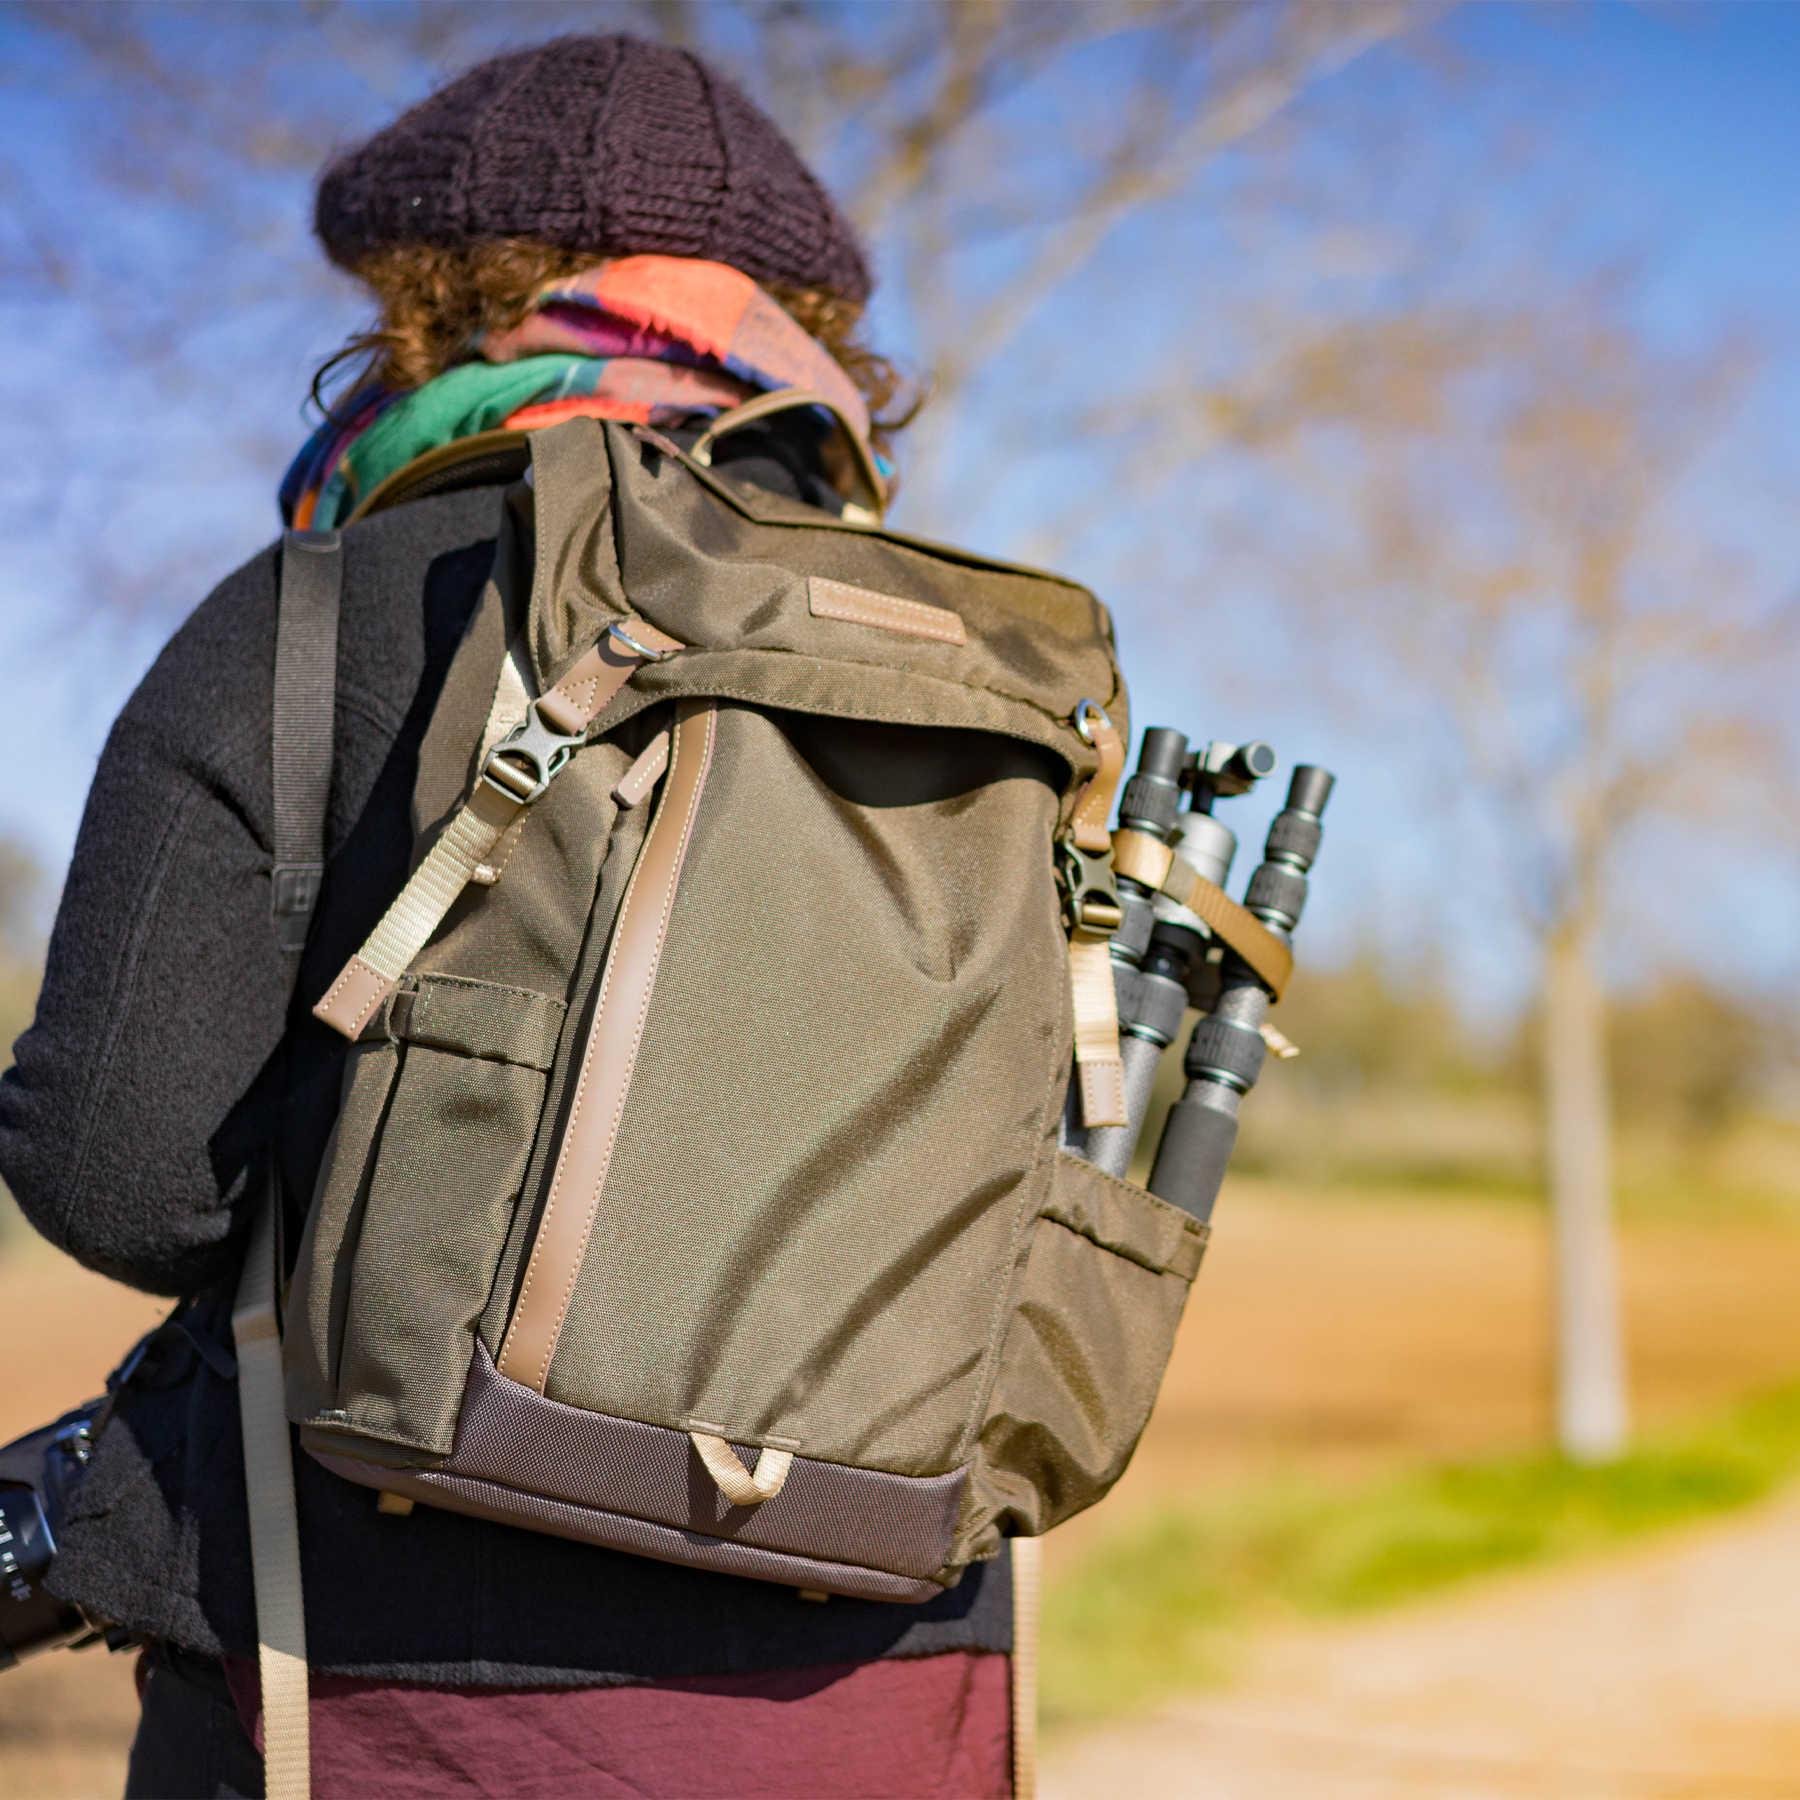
287;409;1206;1604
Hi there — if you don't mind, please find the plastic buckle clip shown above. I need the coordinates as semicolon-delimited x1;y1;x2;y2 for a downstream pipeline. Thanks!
481;706;586;807
1058;838;1123;940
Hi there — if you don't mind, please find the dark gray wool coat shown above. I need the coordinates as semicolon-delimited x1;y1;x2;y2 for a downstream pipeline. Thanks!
0;435;1009;1683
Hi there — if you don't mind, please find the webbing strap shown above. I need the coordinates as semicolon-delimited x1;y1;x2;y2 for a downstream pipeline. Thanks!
1112;827;1295;998
313;618;681;1040
235;529;340;1800
270;532;341;954
688;1432;795;1507
1069;935;1128;1126
1011;1536;1042;1800
232;1201;310;1800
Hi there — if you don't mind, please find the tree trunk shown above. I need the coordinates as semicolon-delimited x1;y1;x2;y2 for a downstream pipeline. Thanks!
1542;924;1629;1462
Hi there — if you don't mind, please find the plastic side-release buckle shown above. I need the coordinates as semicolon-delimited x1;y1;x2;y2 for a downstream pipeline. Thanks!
1058;837;1123;940
480;705;586;807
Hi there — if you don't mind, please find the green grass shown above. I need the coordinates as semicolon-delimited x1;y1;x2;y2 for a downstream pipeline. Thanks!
1042;1380;1800;1725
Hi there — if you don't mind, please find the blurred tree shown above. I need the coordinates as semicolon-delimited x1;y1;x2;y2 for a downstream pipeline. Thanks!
1;0;1438;593
1269;297;1795;1459
1264;945;1502;1101
1606;979;1770;1144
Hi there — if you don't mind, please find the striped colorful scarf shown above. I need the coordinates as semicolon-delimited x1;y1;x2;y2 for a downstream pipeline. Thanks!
281;256;872;530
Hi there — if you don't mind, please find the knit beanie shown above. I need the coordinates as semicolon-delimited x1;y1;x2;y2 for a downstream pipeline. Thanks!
315;34;872;307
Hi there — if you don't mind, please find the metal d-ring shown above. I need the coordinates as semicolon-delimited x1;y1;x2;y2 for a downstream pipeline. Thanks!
609;620;674;662
1072;698;1111;745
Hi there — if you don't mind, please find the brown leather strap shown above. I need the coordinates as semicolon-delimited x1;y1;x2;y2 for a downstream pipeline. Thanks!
498;700;720;1391
1112;827;1295;998
611;729;671;808
1069;710;1126;855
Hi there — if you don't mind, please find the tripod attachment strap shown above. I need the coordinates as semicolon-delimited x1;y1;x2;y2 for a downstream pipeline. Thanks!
1111;828;1295;998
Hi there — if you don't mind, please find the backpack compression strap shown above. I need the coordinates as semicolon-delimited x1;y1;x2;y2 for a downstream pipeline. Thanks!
234;527;342;1800
313;615;682;1041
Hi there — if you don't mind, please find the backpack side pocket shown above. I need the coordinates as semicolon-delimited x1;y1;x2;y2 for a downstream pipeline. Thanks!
957;1150;1207;1565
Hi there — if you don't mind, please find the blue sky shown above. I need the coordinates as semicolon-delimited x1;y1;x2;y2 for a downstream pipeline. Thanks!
0;2;1793;1017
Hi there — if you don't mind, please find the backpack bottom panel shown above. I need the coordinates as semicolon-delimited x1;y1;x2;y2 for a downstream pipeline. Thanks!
304;1340;967;1605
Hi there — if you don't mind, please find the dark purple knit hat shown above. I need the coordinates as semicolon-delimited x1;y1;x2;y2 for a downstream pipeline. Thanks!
315;34;872;306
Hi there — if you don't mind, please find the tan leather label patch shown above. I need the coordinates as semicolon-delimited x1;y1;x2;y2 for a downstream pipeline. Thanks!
808;577;967;646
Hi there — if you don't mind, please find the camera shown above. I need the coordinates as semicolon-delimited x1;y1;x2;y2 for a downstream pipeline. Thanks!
0;1318;188;1671
0;1402;105;1667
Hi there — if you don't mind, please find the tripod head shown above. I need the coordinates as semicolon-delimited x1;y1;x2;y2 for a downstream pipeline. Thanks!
1184;740;1277;812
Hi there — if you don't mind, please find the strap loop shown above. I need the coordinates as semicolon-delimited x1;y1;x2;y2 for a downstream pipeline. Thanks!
689;1432;794;1508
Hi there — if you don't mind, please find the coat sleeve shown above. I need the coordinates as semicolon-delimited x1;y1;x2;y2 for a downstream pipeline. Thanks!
0;546;296;1296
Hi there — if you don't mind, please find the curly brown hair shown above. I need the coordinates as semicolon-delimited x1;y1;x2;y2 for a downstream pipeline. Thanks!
313;240;917;463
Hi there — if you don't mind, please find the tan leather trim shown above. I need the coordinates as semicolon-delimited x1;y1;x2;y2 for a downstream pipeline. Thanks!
1070;713;1125;854
497;700;720;1391
312;954;393;1041
611;729;671;808
537;618;682;737
807;576;967;647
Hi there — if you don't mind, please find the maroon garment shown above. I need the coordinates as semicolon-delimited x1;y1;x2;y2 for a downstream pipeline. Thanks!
224;1649;1013;1799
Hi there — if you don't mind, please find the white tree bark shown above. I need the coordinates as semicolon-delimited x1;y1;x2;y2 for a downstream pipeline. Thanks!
1543;924;1629;1462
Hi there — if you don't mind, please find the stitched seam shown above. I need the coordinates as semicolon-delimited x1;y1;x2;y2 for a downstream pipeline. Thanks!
612;732;671;806
817;600;964;645
408;973;566;1005
948;831;1074;1474
533;701;718;1391
810;583;967;644
496;751;667;1377
479;814;531;884
314;958;364;1016
498;703;701;1383
818;589;956;626
328;957;389;1037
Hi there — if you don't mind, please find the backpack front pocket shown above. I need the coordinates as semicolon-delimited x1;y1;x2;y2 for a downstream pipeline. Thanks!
289;973;564;1457
497;698;1073;1483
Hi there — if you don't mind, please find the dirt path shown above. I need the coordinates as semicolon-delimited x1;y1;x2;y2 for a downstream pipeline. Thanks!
1048;1180;1800;1570
1043;1484;1800;1799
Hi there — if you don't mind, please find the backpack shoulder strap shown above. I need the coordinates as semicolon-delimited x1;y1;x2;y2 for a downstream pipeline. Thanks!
270;529;343;955
236;525;341;1800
